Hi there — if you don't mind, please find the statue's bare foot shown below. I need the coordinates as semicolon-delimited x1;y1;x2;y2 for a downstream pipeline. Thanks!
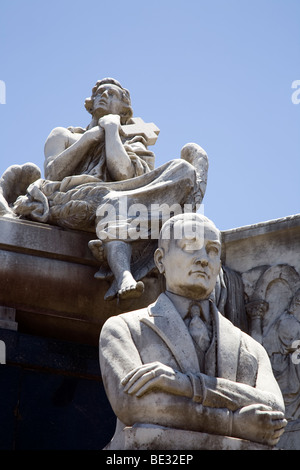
118;271;144;300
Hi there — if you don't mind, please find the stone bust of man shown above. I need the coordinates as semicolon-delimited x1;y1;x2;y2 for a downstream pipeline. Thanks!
99;213;286;450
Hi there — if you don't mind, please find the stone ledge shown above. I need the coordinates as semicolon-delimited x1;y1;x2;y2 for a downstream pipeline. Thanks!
105;424;273;450
221;213;300;274
222;214;300;242
0;217;162;346
0;216;98;265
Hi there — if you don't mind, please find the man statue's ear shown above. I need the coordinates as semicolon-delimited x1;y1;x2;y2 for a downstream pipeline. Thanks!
218;260;222;275
154;247;165;274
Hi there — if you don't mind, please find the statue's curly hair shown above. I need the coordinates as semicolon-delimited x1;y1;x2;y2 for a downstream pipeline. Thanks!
84;78;133;123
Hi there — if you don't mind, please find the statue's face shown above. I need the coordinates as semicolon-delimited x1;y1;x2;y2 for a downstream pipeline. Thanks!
159;220;221;300
92;84;132;120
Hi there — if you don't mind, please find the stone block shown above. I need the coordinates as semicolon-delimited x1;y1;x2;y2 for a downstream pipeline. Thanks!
111;424;273;450
0;217;162;345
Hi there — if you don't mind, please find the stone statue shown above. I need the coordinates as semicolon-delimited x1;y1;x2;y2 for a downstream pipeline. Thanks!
0;78;208;301
99;213;287;450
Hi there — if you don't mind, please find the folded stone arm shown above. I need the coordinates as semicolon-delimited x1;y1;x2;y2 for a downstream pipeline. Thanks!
44;125;105;181
100;316;230;435
119;359;284;415
44;115;158;182
189;347;285;413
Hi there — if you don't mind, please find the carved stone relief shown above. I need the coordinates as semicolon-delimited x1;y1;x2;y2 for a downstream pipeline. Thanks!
243;263;300;448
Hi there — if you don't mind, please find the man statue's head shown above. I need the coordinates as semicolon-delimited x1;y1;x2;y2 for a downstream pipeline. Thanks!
154;213;222;300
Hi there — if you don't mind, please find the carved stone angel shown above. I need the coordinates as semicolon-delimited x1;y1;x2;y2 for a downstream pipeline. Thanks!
0;78;208;301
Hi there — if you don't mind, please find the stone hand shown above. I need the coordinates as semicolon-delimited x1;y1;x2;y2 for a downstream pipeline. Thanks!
98;114;121;130
232;404;287;446
121;361;193;398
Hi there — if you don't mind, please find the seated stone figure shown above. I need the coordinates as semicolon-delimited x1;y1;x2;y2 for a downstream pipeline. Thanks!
0;78;208;301
99;213;287;450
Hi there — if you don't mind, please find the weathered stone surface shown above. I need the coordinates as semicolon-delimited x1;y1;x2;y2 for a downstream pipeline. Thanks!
222;214;300;275
223;214;300;449
0;216;162;345
0;306;17;331
116;424;273;450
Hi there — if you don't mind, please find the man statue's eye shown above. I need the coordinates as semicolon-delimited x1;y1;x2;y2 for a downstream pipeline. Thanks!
207;246;218;255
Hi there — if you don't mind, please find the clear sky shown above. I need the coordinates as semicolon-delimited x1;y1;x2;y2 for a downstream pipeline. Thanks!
0;0;299;231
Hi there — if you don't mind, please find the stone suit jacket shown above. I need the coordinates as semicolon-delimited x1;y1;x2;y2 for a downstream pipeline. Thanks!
99;293;284;445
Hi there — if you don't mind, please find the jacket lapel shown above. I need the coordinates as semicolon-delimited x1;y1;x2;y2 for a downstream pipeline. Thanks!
210;301;241;381
140;294;242;380
141;293;200;374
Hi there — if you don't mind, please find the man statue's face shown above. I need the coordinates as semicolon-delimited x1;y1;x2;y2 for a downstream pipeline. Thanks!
158;220;221;300
92;84;132;121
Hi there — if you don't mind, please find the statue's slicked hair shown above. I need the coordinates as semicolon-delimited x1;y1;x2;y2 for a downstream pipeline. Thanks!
158;212;220;252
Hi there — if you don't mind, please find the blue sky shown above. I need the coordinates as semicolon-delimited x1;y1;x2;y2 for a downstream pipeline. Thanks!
0;0;299;231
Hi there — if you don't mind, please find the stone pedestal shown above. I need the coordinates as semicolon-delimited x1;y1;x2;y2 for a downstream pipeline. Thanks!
277;419;300;450
0;216;162;345
105;424;273;451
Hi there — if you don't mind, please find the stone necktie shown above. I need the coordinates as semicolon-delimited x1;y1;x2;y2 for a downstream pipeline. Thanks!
186;302;211;357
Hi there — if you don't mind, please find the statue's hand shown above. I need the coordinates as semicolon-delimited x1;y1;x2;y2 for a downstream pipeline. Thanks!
232;404;287;446
98;114;121;130
121;361;193;398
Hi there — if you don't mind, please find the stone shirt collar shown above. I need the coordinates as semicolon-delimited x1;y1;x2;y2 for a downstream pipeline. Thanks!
165;290;211;324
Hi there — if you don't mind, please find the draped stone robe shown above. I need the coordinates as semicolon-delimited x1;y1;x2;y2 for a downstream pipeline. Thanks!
13;132;204;291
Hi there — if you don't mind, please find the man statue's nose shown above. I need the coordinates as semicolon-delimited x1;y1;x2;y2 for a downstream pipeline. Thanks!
195;257;208;267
